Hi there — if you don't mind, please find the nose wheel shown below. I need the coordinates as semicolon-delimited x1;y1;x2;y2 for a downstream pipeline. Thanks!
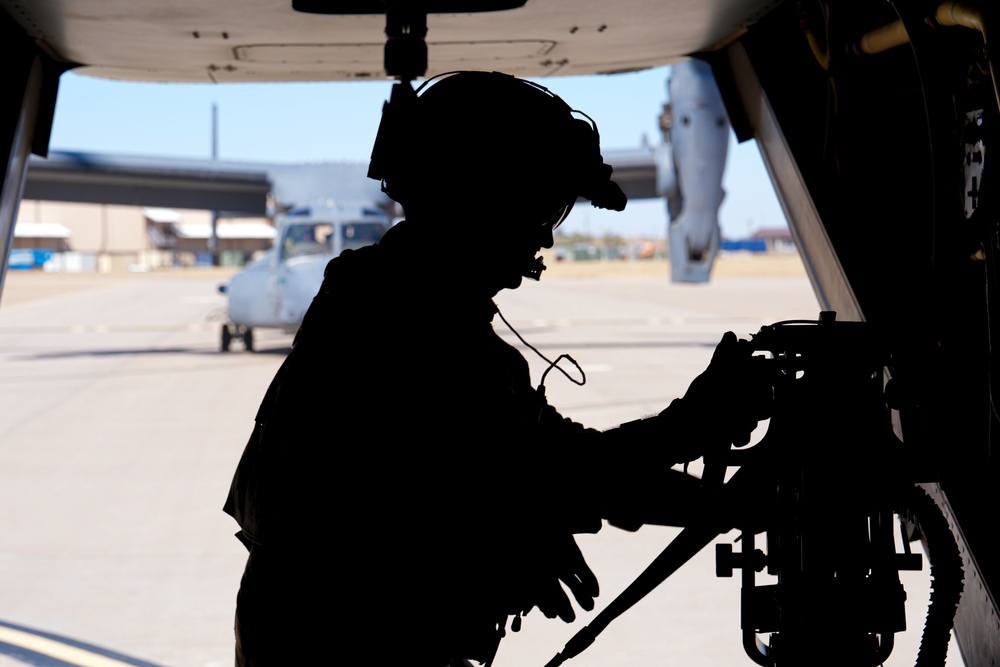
221;324;254;352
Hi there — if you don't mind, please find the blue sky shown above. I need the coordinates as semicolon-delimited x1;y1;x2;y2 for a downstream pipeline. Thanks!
48;66;786;239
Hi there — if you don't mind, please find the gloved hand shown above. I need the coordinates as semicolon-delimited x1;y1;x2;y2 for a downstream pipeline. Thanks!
676;330;772;454
596;331;772;526
500;531;599;626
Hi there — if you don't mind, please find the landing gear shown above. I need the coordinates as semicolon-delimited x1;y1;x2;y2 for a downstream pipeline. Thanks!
221;324;254;352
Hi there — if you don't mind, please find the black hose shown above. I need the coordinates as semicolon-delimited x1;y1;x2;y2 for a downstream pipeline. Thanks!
899;485;965;667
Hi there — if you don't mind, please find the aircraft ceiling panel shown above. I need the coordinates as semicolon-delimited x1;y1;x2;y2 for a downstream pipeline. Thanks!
2;0;776;82
221;40;561;81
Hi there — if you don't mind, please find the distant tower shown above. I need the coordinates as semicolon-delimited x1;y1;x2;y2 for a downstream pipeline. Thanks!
654;59;730;283
210;103;220;266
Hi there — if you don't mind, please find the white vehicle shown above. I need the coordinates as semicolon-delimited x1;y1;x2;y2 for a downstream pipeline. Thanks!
219;201;390;351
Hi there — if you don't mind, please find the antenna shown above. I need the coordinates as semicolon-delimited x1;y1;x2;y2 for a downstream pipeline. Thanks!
209;102;219;265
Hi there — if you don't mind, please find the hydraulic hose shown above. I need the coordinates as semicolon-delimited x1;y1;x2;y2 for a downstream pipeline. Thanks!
900;485;965;667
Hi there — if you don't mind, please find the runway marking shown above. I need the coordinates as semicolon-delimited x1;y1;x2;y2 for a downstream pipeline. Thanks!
0;324;219;334
509;315;768;329
0;621;166;667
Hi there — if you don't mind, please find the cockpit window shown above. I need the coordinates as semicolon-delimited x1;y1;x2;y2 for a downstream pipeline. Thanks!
342;222;387;252
280;220;388;260
281;223;334;261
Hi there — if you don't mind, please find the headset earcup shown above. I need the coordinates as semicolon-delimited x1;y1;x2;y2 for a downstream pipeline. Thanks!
368;81;418;199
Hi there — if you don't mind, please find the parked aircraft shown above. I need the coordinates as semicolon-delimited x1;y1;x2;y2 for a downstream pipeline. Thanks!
18;151;401;348
218;201;392;351
1;2;998;667
656;58;731;283
19;128;716;348
18;145;672;348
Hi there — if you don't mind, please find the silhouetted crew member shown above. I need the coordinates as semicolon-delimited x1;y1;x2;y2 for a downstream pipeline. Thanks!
224;71;768;667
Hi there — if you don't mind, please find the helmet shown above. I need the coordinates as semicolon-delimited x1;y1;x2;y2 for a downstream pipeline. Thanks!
368;71;627;223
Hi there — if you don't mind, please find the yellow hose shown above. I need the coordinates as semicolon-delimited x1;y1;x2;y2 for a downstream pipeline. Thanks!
858;20;910;55
934;2;985;38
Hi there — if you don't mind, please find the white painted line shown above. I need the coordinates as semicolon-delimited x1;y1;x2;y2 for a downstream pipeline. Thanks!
0;625;138;667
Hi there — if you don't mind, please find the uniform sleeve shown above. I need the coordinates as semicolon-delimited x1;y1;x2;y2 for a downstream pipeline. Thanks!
504;343;711;534
595;400;715;530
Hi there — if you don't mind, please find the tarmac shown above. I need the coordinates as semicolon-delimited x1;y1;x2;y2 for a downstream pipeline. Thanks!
0;255;963;667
